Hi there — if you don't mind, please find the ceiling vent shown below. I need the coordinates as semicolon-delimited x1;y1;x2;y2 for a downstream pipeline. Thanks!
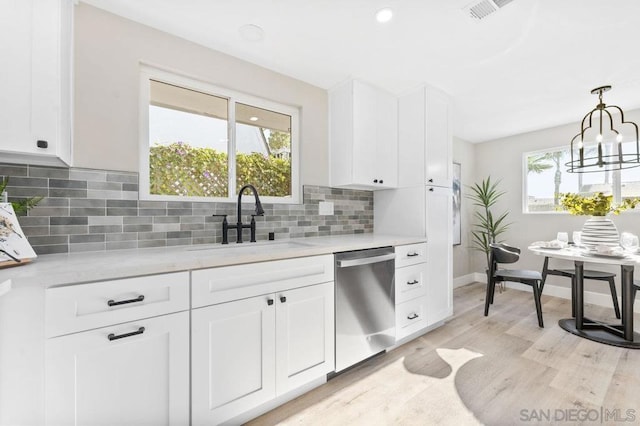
463;0;516;21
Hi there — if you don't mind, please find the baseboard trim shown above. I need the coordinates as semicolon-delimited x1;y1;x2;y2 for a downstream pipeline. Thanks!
453;273;478;288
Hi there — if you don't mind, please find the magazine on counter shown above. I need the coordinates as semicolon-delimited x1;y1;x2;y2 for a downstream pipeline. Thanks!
0;203;37;263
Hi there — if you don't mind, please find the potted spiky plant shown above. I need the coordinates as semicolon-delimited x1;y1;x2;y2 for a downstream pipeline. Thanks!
468;176;511;270
0;177;43;215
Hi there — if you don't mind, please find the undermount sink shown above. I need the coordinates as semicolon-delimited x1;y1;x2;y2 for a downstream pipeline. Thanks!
185;240;313;252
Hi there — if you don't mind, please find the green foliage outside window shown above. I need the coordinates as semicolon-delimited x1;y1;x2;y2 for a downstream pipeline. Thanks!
150;142;291;198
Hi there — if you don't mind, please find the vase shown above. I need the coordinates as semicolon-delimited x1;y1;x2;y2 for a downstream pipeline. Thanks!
580;216;619;248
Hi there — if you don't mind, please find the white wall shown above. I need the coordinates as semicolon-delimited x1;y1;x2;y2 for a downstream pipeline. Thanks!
473;108;640;294
74;3;329;186
452;136;476;279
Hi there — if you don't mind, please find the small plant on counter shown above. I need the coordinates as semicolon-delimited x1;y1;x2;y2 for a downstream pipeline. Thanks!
558;192;639;216
0;177;43;215
468;176;511;269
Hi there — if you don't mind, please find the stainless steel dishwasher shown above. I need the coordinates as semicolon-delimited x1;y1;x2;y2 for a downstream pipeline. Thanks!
334;246;395;372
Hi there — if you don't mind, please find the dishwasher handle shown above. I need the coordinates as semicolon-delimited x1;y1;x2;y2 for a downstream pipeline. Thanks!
336;253;396;268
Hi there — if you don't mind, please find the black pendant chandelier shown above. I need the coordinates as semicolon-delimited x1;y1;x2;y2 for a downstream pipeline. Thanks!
566;85;640;173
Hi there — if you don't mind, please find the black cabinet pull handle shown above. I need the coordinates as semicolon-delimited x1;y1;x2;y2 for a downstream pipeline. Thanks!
267;299;274;306
407;313;419;320
428;178;433;183
373;179;378;183
379;179;383;184
280;296;287;303
108;327;145;341
429;188;434;192
407;280;419;285
407;252;419;257
108;295;144;307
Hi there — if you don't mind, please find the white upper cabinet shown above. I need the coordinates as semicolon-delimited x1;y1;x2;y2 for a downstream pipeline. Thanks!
0;0;73;166
398;85;452;188
329;79;398;190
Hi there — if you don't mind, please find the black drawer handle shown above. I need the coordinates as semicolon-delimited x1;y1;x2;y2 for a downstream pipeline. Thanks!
429;188;434;192
379;179;383;184
108;295;145;307
407;253;419;257
428;178;433;183
108;327;145;341
267;299;274;306
407;313;419;320
280;296;287;303
407;280;419;285
373;179;378;183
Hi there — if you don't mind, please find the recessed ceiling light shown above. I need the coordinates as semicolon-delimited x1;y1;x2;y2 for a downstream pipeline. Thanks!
249;116;259;122
239;24;264;42
375;8;393;23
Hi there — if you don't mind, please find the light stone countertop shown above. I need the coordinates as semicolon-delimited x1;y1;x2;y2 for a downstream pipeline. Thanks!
0;234;426;289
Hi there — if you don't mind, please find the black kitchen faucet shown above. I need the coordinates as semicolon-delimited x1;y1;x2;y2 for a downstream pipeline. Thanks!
213;184;264;244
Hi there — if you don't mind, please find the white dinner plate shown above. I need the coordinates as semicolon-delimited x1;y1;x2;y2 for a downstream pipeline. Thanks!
583;252;627;259
531;245;563;250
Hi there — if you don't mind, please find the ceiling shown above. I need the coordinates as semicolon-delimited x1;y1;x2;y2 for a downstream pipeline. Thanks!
81;0;640;143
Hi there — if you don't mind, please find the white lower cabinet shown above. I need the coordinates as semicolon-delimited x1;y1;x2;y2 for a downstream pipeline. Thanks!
191;281;334;425
45;311;190;426
394;244;430;341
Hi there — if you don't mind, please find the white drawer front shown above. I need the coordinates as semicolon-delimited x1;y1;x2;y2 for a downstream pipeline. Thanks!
395;263;427;304
395;243;427;268
46;272;190;338
192;255;334;308
395;296;428;341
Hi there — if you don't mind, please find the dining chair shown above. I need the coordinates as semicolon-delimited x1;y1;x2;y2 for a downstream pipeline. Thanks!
485;243;544;328
540;257;621;319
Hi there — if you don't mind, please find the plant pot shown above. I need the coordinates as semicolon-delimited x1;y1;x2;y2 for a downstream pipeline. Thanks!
581;216;619;248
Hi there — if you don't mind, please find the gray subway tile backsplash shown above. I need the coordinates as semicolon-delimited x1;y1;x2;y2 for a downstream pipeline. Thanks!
1;163;373;255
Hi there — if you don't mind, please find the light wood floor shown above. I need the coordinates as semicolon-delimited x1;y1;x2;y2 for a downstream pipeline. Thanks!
247;283;640;425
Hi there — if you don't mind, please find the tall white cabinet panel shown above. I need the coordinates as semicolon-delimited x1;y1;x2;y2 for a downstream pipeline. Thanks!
375;84;454;336
45;311;190;426
425;186;453;324
397;85;452;188
192;295;276;425
275;282;334;394
329;79;398;190
0;0;73;166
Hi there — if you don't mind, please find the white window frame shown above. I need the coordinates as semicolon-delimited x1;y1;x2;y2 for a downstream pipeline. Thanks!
139;65;301;204
522;145;638;214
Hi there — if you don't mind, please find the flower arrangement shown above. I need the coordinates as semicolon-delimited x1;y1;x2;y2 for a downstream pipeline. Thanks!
559;192;639;216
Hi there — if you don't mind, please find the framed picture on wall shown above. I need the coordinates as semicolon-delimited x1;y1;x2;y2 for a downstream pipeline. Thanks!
452;162;461;246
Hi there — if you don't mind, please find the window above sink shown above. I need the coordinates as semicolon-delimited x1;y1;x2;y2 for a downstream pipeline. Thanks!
138;65;301;204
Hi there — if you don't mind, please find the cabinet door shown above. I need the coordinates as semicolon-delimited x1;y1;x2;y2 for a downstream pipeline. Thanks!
0;0;32;154
375;89;398;188
425;87;452;188
330;79;398;190
192;295;276;425
45;311;190;426
425;186;453;325
352;80;379;186
397;89;427;187
275;282;334;394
